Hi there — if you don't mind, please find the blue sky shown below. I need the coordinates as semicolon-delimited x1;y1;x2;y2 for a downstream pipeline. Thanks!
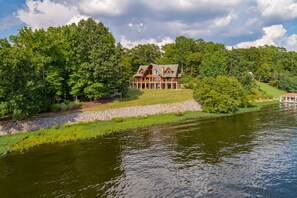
1;0;297;50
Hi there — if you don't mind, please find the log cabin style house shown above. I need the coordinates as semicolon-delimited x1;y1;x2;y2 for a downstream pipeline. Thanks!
130;64;182;89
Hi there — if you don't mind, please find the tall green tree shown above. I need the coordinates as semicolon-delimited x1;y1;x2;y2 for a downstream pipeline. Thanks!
130;44;161;72
200;51;228;77
0;46;48;119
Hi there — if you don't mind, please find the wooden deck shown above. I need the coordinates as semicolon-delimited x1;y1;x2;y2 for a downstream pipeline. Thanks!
130;79;180;89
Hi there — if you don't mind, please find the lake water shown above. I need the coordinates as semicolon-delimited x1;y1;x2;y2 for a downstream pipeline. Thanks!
0;104;297;197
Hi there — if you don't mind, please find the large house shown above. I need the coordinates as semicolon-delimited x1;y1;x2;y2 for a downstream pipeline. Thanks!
130;64;182;89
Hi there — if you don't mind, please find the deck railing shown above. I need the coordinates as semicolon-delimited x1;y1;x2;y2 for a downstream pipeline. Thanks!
132;79;179;83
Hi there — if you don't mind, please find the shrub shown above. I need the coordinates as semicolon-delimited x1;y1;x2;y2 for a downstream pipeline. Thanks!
112;117;124;123
175;111;184;116
193;76;247;113
63;100;70;105
59;103;68;111
73;101;83;108
50;101;83;112
50;104;60;112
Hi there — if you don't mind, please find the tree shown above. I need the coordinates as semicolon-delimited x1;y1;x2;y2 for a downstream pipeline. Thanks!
200;51;228;77
0;46;48;119
193;76;247;113
175;36;195;66
158;43;176;64
185;52;203;76
130;44;161;72
68;18;125;101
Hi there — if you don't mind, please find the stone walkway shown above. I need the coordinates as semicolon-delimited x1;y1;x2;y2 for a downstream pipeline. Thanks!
0;100;201;135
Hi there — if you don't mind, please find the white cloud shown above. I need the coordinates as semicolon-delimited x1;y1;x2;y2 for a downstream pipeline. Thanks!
233;24;297;51
234;25;286;48
67;15;90;25
257;0;297;21
285;34;297;51
142;0;242;11
17;0;81;29
213;11;237;27
121;36;174;48
78;0;128;16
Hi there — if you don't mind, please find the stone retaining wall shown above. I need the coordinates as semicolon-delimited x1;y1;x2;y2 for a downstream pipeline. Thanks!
0;100;201;135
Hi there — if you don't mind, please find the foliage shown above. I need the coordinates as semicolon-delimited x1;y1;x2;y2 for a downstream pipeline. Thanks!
129;44;161;72
200;51;228;77
194;76;248;113
50;101;82;112
0;18;131;119
0;46;49;119
112;117;124;123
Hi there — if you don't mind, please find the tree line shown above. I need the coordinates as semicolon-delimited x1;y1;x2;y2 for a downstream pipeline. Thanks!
127;36;297;113
0;19;131;119
1;18;297;118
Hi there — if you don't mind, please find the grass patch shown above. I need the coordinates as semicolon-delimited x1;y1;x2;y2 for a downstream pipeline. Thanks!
84;89;194;111
258;82;287;98
0;100;278;156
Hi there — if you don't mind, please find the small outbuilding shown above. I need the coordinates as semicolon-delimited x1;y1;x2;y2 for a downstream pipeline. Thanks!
280;93;297;103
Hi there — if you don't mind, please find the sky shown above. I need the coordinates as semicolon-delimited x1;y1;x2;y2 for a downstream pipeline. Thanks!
1;0;297;50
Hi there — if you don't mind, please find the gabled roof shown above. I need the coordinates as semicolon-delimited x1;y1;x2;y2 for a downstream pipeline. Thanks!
134;66;147;77
134;64;180;78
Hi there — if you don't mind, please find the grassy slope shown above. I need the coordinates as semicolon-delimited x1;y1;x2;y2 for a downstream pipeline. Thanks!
83;89;194;111
0;101;277;156
258;82;287;98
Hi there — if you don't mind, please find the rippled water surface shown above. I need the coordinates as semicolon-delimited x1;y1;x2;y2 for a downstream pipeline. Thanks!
0;104;297;197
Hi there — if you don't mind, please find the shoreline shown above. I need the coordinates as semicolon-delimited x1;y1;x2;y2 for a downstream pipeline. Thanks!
0;100;201;135
0;101;278;156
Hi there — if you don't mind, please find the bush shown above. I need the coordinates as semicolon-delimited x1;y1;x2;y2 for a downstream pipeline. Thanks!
59;103;68;111
112;117;124;123
193;76;247;113
63;100;70;105
73;101;83;108
175;111;184;116
50;104;60;112
49;100;83;112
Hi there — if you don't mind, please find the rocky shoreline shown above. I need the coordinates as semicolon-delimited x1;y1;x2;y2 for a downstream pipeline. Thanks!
0;100;201;135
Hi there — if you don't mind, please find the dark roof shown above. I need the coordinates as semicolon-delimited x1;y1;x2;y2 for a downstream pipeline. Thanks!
134;64;180;78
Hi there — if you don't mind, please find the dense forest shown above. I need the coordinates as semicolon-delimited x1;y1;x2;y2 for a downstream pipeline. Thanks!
1;18;297;118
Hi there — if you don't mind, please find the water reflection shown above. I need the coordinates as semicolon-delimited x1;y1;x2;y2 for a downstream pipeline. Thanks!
0;104;297;197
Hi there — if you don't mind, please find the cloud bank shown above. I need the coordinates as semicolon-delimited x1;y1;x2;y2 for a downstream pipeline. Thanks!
2;0;297;50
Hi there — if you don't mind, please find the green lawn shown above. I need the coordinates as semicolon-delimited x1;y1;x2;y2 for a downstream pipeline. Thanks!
258;82;287;98
84;89;194;111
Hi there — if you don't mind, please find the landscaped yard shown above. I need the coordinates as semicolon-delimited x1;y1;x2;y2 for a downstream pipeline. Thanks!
257;82;287;98
83;89;194;111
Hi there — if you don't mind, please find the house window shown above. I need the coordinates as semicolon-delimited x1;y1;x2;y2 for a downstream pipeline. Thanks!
165;68;173;74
